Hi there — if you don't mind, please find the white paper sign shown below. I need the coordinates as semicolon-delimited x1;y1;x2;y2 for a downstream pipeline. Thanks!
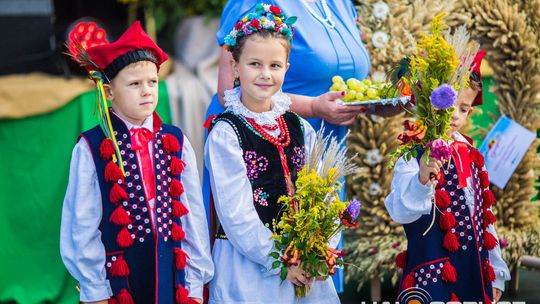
478;115;536;189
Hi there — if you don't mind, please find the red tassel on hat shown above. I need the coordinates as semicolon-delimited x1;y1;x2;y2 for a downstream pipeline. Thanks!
171;156;186;175
110;205;132;226
442;261;457;283
172;223;186;241
176;284;189;304
170;179;184;197
449;292;460;302
482;190;496;209
483;258;496;282
174;247;189;270
435;189;451;209
172;200;189;218
479;171;490;188
395;250;408;269
439;211;456;230
116;289;134;304
402;272;415;289
100;138;115;160
110;255;130;277
163;134;180;153
483;210;497;229
117;227;134;248
105;161;124;183
110;183;128;204
483;231;498;250
443;231;460;252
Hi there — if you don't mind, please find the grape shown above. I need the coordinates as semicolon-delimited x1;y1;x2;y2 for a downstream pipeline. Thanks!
329;75;400;103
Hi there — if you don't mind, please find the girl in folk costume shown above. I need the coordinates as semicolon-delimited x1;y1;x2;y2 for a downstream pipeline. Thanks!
60;21;213;304
385;51;510;302
204;4;340;304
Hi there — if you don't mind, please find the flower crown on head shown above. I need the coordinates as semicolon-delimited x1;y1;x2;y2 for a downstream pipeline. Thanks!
224;3;297;51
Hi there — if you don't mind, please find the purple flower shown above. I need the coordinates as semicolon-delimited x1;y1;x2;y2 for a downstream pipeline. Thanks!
500;238;508;248
428;139;452;161
430;84;457;109
345;199;361;220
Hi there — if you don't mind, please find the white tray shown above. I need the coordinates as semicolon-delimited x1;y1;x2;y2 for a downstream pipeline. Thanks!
337;96;411;107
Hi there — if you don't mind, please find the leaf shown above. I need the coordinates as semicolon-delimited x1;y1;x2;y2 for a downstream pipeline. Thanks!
280;267;288;281
272;261;281;269
285;16;297;25
270;251;280;259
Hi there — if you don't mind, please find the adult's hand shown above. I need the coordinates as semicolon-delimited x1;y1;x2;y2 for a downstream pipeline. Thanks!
311;91;366;126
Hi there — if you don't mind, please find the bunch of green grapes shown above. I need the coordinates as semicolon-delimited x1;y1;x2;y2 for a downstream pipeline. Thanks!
329;76;397;102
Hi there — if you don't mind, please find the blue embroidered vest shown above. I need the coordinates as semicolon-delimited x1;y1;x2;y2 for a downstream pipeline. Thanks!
81;111;190;304
212;111;305;239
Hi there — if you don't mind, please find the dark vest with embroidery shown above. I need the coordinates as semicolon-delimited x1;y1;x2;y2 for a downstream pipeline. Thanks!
212;111;305;239
81;111;190;304
396;145;498;303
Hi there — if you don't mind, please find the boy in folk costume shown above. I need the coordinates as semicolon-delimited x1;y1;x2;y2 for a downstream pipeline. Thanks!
60;21;213;304
385;51;510;302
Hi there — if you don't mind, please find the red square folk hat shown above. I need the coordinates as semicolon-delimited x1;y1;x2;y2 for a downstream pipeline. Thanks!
471;50;486;107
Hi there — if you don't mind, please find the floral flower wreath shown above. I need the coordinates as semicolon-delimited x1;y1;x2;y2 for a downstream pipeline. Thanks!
223;3;297;51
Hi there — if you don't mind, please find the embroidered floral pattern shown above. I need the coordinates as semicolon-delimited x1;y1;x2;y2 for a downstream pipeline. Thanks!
253;188;270;206
291;146;305;170
244;151;269;181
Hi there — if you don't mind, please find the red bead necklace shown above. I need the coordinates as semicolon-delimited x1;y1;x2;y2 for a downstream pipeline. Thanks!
246;116;291;147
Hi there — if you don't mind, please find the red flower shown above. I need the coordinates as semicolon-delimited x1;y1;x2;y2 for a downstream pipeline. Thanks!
269;5;281;15
339;211;359;228
250;18;261;29
234;21;244;30
398;120;426;144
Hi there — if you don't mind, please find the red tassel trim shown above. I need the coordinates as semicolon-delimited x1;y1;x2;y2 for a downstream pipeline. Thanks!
163;134;180;153
105;160;124;183
450;292;460;302
483;210;497;229
402;272;415;289
171;156;186;175
116;288;134;304
110;255;130;277
483;230;498;250
439;211;456;231
442;261;457;283
483;258;496;282
170;178;184;197
470;148;485;168
176;284;190;304
110;183;128;205
436;171;445;186
395;250;408;269
479;170;490;188
443;231;460;252
117;227;134;248
172;200;189;218
174;247;190;270
108;298;119;304
172;223;186;241
100;139;115;160
482;190;496;209
110;205;132;226
435;189;451;209
204;114;217;130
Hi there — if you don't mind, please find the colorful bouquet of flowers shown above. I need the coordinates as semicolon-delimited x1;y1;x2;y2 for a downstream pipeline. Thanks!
389;14;479;166
269;128;361;298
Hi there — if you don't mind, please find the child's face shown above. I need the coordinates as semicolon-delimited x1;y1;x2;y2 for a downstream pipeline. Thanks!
105;61;159;125
232;36;289;112
448;87;477;135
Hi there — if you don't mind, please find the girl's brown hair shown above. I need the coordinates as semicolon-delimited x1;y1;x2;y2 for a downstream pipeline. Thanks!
230;29;292;62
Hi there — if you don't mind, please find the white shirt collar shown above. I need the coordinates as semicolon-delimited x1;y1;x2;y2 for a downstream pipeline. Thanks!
112;111;154;132
223;86;291;126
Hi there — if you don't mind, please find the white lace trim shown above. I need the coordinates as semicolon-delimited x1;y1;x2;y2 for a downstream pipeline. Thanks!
223;86;291;127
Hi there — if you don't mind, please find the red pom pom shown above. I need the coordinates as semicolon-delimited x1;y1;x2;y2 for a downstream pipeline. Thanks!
402;272;415;289
172;200;189;218
483;210;497;229
470;149;485;168
170;179;184;197
110;255;130;277
163;134;180;153
174;247;190;270
117;227;134;248
171;156;186;175
108;298;119;304
443;231;460;252
435;189;451;209
110;205;132;226
116;289;134;304
110;183;128;204
175;284;189;304
436;172;445;186
483;258;496;282
482;190;496;209
395;250;408;269
270;5;282;15
105;161;124;183
450;292;460;302
479;171;490;188
99;139;115;160
439;211;456;231
172;223;186;241
442;260;457;283
483;231;499;250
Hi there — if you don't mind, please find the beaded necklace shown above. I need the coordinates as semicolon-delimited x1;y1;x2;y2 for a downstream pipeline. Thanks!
245;116;291;148
300;0;336;29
